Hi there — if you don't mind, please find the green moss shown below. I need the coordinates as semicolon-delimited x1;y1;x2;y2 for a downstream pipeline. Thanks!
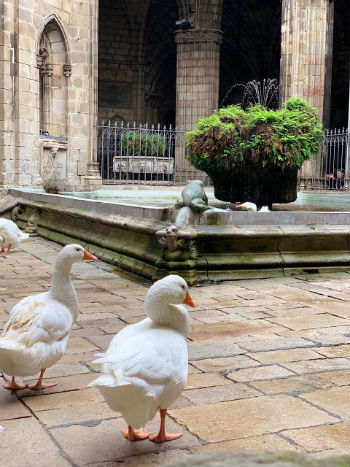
186;98;324;173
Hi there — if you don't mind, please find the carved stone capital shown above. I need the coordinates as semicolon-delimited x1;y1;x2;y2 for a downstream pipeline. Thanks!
175;28;223;46
63;64;71;77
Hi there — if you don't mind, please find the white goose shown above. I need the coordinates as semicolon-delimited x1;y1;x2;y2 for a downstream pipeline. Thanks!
0;244;97;390
0;218;29;254
89;274;195;443
237;202;270;212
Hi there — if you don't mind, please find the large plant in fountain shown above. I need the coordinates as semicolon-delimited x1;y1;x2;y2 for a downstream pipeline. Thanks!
186;98;324;205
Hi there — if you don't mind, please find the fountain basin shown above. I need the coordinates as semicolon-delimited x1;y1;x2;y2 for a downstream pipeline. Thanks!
1;188;349;284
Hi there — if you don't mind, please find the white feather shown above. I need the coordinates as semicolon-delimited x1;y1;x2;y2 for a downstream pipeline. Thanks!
89;275;191;429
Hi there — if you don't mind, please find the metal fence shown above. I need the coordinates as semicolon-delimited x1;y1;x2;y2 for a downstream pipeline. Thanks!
97;121;210;185
98;122;350;191
309;128;349;191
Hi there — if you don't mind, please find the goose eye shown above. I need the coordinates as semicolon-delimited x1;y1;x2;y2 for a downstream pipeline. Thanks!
75;248;81;252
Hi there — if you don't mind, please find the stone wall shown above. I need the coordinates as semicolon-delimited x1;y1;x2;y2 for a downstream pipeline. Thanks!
0;0;101;191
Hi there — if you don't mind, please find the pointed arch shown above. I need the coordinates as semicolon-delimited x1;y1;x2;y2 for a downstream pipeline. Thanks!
37;15;70;138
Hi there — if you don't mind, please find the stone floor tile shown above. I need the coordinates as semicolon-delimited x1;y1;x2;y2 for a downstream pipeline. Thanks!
0;417;71;466
188;342;244;360
317;370;350;386
22;387;104;412
313;344;350;358
59;350;98;364
169;394;337;442
38;401;118;427
189;321;283;341
250;373;332;395
65;337;99;354
91;449;194;467
86;334;114;351
283;422;350;452
185;372;232;390
185;382;261;405
240;337;314;352
300;386;350;418
0;385;32;421
191;355;259;372
51;416;200;465
227;364;294;382
196;433;297;453
281;358;350;375
247;348;324;364
21;373;97;397
269;314;348;331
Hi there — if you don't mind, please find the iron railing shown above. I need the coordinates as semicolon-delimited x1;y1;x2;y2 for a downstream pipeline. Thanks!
309;128;349;191
98;122;349;191
97;121;210;185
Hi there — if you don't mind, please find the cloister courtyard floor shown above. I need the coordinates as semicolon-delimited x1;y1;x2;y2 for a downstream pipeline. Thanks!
0;237;349;466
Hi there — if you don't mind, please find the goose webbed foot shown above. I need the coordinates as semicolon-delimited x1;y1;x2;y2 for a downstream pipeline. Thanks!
27;369;57;390
149;408;182;443
3;377;27;391
122;426;150;441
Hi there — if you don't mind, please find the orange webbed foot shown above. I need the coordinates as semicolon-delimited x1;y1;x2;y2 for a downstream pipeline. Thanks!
122;426;150;441
149;432;183;443
3;379;27;391
27;382;57;390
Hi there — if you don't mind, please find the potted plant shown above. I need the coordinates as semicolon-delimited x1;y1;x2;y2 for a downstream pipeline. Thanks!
186;98;324;206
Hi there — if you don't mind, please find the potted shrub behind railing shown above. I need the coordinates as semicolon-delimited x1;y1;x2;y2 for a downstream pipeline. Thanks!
186;98;324;206
121;131;167;157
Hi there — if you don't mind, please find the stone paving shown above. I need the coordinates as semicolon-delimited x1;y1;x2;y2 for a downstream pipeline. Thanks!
0;237;349;466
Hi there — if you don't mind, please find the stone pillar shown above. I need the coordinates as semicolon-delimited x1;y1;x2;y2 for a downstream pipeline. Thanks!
84;0;102;191
175;28;222;176
280;0;334;183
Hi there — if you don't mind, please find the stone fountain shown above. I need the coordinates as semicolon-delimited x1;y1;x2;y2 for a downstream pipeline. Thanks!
1;180;349;285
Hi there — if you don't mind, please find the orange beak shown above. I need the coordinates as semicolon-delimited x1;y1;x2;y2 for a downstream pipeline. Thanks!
83;250;98;261
237;204;243;209
183;291;195;308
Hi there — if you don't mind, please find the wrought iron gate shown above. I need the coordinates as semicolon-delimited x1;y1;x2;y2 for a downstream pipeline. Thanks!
97;121;209;185
310;128;349;191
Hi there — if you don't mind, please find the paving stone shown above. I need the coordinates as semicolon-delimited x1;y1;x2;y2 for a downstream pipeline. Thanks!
185;382;261;405
284;422;350;452
0;386;32;421
191;355;259;373
169;395;337;442
185;373;232;390
227;365;294;382
188;342;244;360
250;374;332;395
51;416;200;465
300;386;350;418
197;433;297;453
189;321;283;341
0;417;71;466
240;337;314;352
317;370;350;386
269;314;348;331
22;388;104;412
92;449;194;467
86;334;114;351
313;344;350;358
38;401;117;427
65;337;99;354
21;373;97;397
247;348;324;364
281;358;350;375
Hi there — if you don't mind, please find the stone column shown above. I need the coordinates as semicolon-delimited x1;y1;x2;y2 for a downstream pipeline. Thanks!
175;28;222;177
84;0;102;191
280;0;334;183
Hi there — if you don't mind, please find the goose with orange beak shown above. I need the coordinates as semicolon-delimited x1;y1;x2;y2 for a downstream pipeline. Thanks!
89;274;195;443
0;244;97;390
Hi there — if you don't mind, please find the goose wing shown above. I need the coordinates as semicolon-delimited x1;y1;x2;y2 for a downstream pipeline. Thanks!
2;294;72;347
95;327;187;386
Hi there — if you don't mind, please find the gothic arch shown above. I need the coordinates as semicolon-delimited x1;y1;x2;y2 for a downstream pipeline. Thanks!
37;16;71;137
